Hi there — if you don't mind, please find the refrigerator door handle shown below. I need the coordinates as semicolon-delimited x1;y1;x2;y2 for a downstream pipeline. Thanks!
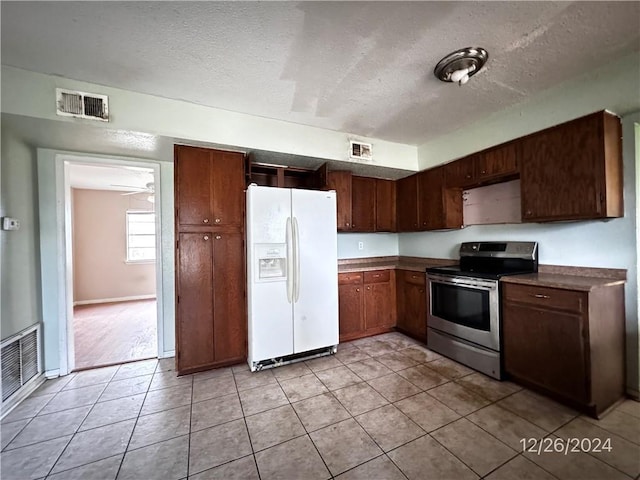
293;216;301;302
286;217;293;303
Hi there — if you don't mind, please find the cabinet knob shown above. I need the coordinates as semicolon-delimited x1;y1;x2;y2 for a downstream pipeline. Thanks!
423;221;427;225
203;235;210;241
356;288;360;292
419;289;424;293
465;174;471;179
481;170;486;174
373;274;380;278
203;218;209;223
525;210;532;216
346;223;350;227
215;235;222;240
367;286;371;290
352;224;356;228
215;218;221;224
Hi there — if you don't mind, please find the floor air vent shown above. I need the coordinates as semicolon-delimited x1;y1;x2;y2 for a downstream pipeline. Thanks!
56;88;109;121
1;325;41;402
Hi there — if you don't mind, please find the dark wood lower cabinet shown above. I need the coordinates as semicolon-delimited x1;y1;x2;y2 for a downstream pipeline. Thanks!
502;282;625;417
338;274;365;341
338;270;395;342
395;270;427;342
176;231;246;375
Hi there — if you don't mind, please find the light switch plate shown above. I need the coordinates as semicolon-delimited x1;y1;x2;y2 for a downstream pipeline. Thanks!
2;217;20;231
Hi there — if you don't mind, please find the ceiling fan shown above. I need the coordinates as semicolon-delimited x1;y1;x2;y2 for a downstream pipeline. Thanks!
111;182;155;202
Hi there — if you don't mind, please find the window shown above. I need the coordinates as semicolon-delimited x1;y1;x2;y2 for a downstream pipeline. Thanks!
126;211;156;262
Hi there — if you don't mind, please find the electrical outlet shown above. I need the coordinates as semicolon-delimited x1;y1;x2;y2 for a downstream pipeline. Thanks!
1;217;20;231
358;241;364;251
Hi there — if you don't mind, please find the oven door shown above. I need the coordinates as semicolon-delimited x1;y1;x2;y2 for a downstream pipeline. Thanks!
427;273;500;351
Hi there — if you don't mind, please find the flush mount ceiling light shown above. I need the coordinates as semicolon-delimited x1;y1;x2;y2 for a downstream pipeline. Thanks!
434;47;488;86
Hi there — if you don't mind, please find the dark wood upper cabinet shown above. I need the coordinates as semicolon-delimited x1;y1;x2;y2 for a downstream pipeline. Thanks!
176;145;245;228
326;171;353;231
396;174;419;231
351;176;376;232
375;179;396;232
397;168;461;232
478;143;518;181
444;155;476;187
519;111;622;222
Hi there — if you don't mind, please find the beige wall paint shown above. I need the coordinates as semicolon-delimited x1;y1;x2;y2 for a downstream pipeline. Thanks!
72;188;156;302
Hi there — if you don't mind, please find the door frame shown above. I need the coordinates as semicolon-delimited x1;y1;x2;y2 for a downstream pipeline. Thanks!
42;151;165;376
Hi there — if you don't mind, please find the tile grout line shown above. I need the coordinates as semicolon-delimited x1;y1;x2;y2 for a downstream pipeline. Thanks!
232;366;262;480
41;381;112;478
185;368;195;479
112;359;160;479
273;372;338;479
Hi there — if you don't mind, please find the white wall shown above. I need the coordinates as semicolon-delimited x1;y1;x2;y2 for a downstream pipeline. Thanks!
0;129;41;340
1;66;418;171
72;189;155;303
337;233;399;259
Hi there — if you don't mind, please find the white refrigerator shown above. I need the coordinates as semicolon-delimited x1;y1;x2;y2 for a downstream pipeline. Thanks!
246;184;339;371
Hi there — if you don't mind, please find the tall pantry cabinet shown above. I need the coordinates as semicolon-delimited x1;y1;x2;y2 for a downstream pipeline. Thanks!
174;145;247;375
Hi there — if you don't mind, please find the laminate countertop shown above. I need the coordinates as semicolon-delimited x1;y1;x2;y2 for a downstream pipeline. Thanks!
501;272;626;292
337;256;456;273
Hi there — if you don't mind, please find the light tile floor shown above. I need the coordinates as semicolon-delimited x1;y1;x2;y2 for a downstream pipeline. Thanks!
1;332;639;480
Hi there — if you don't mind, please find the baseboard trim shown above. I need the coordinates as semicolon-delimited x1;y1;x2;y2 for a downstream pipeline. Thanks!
44;369;61;379
74;294;156;306
1;373;46;420
625;387;639;400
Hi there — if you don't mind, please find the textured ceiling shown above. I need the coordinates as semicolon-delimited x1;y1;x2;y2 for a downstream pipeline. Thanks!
2;2;640;146
68;163;153;192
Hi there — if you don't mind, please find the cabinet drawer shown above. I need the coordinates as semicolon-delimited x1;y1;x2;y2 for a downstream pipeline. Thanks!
504;283;585;313
401;270;425;286
364;270;390;284
339;272;363;285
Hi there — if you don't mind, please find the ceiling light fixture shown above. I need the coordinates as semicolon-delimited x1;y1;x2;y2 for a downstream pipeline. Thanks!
434;47;488;86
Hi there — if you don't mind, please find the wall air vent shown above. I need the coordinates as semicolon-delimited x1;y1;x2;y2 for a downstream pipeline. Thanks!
349;141;372;162
56;88;109;121
1;325;41;403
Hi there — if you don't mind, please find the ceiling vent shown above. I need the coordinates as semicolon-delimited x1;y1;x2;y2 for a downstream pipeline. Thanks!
56;88;109;121
349;141;372;162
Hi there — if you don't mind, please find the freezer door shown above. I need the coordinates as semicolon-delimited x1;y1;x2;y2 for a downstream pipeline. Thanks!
246;186;294;364
291;189;339;353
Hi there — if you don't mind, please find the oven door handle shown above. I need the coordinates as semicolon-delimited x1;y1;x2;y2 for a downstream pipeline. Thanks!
427;273;497;290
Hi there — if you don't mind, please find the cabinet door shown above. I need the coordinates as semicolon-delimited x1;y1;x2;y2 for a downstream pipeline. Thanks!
398;271;427;340
417;167;444;230
176;233;215;373
375;179;396;232
503;302;588;403
364;281;394;330
396;174;419;232
478;143;517;181
338;283;364;341
211;151;245;228
351;177;376;232
444;156;476;187
520;115;603;221
213;231;246;363
327;171;352;231
175;146;214;227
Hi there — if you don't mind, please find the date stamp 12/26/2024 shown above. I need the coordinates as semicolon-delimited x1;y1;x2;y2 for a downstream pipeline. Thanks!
521;437;613;455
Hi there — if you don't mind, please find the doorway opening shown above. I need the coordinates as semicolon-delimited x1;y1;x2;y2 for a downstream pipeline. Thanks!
67;161;160;370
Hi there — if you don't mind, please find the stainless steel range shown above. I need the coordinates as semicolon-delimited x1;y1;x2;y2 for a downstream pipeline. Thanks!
426;241;538;379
